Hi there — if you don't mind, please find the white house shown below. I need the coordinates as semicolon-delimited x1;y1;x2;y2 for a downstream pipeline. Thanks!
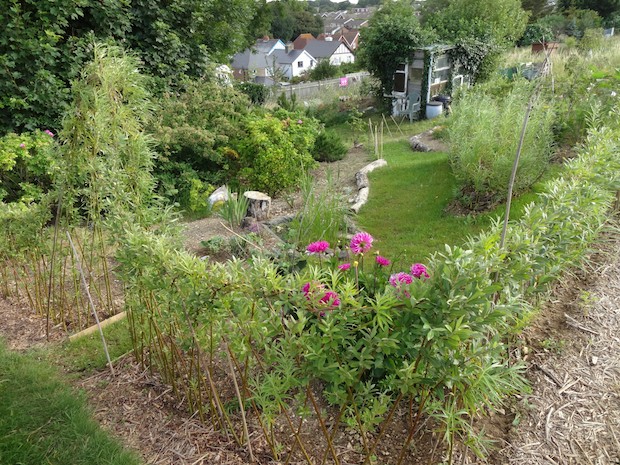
270;49;315;79
303;39;355;66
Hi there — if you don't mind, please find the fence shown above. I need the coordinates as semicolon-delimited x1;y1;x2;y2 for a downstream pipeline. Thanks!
268;72;370;102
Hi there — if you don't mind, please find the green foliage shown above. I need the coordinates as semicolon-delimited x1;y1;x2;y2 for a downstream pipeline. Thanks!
149;76;250;209
288;173;349;248
424;0;528;45
265;0;324;42
276;92;298;111
519;22;556;45
358;0;435;96
237;112;318;196
0;340;141;465
578;28;605;50
0;0;261;134
57;43;157;226
312;130;348;162
117;107;620;460
448;78;554;209
217;190;250;229
236;82;269;105
558;0;620;19
0;130;57;203
309;59;339;81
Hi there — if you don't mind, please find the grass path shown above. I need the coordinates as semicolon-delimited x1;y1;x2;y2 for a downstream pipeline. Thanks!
0;335;141;465
356;137;561;266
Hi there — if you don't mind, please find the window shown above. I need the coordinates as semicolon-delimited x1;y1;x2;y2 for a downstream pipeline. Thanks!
297;61;304;68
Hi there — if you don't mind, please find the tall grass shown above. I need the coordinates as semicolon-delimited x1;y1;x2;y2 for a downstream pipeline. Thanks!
448;78;554;209
288;172;349;248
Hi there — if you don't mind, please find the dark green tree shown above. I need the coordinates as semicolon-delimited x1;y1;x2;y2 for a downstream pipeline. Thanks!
265;0;324;41
0;0;260;135
358;1;435;97
521;0;554;21
558;0;620;19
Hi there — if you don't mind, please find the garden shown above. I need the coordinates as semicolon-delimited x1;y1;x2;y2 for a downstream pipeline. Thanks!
2;1;620;464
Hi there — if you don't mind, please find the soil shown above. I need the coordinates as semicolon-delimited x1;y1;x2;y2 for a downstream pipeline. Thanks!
1;132;619;464
182;145;372;256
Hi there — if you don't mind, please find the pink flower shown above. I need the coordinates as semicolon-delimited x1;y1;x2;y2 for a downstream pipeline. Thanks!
303;281;324;299
411;263;429;279
338;263;351;271
307;240;330;254
350;232;373;254
297;119;303;124
44;129;54;138
19;143;26;149
319;291;340;307
389;272;413;287
376;255;390;267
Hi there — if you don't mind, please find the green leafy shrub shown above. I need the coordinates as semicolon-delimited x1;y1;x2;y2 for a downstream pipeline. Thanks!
288;173;349;248
448;78;554;209
236;82;269;105
309;59;338;81
0;130;57;203
150;76;250;209
312;130;347;162
237;112;318;196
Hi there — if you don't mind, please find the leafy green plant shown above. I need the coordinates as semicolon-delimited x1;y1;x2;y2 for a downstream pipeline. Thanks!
217;190;249;229
0;130;57;203
237;112;318;196
448;78;554;210
288;172;349;248
309;59;338;81
312;130;348;162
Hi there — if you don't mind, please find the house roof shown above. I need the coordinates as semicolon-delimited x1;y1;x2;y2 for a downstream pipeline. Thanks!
271;49;307;65
303;40;350;60
293;33;315;50
231;39;285;70
254;39;283;54
231;49;267;70
345;19;368;29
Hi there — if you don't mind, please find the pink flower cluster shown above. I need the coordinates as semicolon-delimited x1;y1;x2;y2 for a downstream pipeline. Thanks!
388;263;430;297
44;129;54;138
302;281;340;309
306;240;330;254
376;255;390;267
410;263;429;279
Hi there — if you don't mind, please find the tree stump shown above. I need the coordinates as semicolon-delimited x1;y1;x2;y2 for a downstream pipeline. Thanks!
244;191;271;221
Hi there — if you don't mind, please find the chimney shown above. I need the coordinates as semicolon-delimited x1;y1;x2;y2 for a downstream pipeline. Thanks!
285;42;294;53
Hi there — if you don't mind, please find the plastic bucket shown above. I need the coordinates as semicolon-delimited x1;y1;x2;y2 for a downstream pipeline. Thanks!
425;101;443;119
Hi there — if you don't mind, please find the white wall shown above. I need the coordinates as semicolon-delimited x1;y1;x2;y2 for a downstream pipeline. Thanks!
329;43;355;66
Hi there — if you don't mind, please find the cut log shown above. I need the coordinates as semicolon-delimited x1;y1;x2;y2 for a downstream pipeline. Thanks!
244;191;271;221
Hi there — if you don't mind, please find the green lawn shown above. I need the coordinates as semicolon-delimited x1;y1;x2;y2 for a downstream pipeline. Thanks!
356;138;562;267
0;336;141;465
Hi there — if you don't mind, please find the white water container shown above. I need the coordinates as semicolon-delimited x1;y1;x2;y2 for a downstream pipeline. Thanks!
425;101;443;119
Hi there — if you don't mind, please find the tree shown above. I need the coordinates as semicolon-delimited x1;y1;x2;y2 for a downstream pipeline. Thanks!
358;1;435;97
558;0;620;19
265;0;324;41
521;0;554;22
0;0;261;135
422;0;528;45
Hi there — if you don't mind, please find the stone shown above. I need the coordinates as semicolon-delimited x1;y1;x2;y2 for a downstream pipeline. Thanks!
208;185;229;206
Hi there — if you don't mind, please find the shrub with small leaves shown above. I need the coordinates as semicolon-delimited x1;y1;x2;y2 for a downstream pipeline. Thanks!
312;130;347;162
